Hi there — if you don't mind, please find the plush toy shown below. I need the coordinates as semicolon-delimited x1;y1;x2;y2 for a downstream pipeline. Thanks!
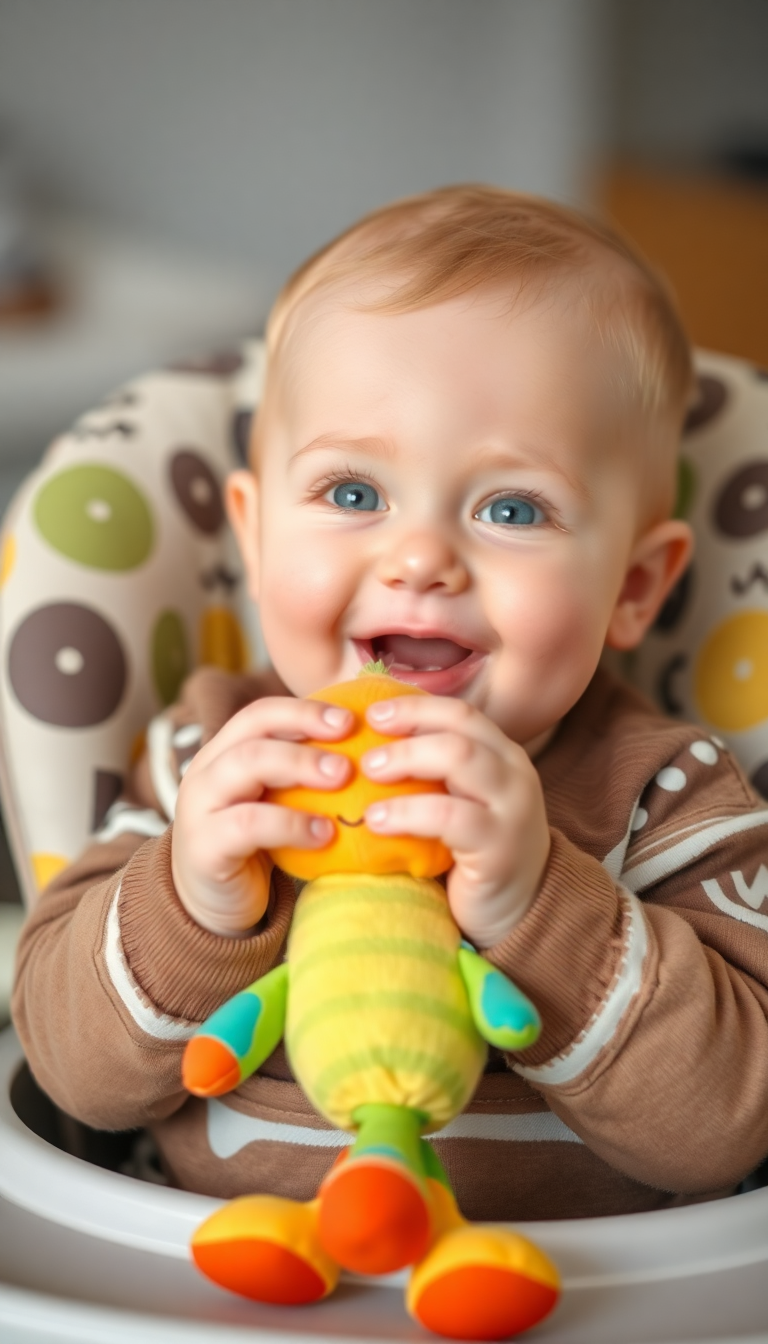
182;666;561;1339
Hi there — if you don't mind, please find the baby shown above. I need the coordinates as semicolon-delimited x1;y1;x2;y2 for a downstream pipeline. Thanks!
13;187;768;1235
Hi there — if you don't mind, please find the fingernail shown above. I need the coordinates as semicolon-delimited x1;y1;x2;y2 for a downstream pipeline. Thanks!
310;817;333;840
322;706;349;728
319;752;346;777
368;701;395;722
364;749;388;772
366;804;388;827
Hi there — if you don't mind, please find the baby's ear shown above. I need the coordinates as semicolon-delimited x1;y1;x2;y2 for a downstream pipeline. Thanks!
605;519;693;651
225;470;261;602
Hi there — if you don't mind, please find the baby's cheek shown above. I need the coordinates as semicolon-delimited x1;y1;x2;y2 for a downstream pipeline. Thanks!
496;564;608;703
257;548;353;691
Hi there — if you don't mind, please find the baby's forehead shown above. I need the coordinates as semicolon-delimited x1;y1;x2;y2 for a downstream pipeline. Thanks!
271;282;635;445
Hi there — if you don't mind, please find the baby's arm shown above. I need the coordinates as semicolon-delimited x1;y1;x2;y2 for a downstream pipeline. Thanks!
10;668;327;1131
482;743;768;1195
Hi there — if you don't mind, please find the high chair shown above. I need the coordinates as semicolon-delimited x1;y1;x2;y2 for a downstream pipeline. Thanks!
0;343;767;1341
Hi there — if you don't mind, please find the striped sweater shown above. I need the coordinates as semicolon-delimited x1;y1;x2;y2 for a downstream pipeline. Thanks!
12;666;768;1220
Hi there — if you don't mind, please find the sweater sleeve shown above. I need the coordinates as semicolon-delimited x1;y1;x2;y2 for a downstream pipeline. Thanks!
486;737;768;1195
11;667;295;1131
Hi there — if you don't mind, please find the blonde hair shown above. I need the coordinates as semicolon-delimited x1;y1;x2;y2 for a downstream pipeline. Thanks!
263;183;693;439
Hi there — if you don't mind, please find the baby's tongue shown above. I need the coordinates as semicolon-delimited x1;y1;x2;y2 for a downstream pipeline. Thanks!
375;634;469;671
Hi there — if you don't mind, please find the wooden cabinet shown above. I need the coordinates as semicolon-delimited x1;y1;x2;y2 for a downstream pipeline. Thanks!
601;165;768;366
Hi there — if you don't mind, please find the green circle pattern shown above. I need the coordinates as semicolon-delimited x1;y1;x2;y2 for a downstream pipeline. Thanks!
34;465;154;571
674;457;697;520
152;611;190;706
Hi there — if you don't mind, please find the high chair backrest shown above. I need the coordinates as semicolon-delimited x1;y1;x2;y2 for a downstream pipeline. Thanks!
628;350;768;795
0;342;265;906
0;344;766;908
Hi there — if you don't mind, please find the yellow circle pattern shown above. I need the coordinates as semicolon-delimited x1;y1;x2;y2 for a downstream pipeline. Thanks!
0;535;16;588
31;852;69;892
695;610;768;731
199;607;249;673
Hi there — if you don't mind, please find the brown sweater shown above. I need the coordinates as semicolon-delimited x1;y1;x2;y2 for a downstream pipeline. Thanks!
12;667;768;1220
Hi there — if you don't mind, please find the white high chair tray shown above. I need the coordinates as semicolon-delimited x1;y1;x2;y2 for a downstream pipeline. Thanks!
0;1029;766;1344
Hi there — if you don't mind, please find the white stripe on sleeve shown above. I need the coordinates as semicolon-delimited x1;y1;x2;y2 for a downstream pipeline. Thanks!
512;888;648;1088
622;810;768;893
103;883;196;1042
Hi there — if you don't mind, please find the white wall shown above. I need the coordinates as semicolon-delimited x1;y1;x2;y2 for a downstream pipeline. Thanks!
0;0;609;297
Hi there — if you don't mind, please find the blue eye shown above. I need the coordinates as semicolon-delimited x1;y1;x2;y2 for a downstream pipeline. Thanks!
476;496;544;527
329;481;383;512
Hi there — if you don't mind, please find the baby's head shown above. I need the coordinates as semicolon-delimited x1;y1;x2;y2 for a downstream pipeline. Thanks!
228;185;694;750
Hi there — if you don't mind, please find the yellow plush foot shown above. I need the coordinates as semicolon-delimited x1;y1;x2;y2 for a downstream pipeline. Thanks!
191;1195;339;1305
318;1153;431;1275
407;1184;561;1339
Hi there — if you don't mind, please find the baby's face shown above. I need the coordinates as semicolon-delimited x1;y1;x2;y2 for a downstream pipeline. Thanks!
237;289;652;749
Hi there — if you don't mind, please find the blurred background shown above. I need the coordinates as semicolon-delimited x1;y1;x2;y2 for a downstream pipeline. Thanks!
0;0;766;929
1;0;767;508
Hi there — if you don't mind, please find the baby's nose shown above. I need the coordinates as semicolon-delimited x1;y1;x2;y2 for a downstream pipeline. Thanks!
376;531;469;594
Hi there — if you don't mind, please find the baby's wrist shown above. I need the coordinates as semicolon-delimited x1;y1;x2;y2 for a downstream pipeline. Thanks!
470;888;539;950
172;856;271;939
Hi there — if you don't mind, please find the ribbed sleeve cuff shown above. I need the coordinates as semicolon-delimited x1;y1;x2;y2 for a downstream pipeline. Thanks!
484;828;627;1068
118;828;296;1022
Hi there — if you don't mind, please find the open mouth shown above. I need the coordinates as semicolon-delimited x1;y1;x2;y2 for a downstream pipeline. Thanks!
371;633;471;673
354;633;484;693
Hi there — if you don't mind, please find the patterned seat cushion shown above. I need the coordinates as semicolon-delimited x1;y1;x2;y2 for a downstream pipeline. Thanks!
0;341;265;905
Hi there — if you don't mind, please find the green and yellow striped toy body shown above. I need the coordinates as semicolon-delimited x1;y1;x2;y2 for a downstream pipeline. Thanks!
287;872;486;1132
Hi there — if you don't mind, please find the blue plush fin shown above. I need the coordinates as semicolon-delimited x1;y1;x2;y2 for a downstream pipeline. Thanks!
458;946;540;1051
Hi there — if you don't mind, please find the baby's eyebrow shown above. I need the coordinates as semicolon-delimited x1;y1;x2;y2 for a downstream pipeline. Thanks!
472;444;591;504
289;434;395;466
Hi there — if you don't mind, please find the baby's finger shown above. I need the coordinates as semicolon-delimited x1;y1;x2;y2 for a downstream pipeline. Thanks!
365;694;506;751
365;791;496;856
202;801;335;864
361;731;510;804
194;737;351;808
198;695;354;765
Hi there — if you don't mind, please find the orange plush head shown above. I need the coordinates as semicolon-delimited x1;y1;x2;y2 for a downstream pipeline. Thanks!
264;668;452;881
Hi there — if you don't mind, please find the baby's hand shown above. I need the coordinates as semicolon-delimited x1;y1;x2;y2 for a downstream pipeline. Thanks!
361;696;550;948
172;698;352;936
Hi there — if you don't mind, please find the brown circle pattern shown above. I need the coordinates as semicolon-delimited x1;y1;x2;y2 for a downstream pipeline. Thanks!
656;653;687;717
684;375;728;434
231;409;253;467
8;602;127;727
713;461;768;539
166;350;243;378
654;566;693;633
92;768;124;830
169;450;225;535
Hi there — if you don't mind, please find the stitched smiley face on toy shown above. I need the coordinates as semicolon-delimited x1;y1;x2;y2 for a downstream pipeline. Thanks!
264;662;452;880
182;667;560;1339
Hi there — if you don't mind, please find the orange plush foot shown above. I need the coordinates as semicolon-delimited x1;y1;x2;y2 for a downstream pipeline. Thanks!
407;1224;560;1340
318;1154;431;1275
191;1195;339;1305
182;1035;240;1097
